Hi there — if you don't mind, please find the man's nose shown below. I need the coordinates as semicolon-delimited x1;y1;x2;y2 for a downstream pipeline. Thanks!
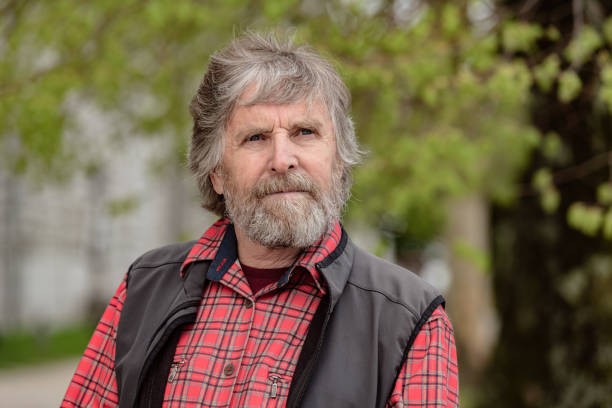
270;135;297;173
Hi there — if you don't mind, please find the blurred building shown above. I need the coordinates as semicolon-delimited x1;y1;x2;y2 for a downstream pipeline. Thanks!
0;131;214;330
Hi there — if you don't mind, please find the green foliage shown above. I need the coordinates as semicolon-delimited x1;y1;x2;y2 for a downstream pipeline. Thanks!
501;21;543;53
0;0;248;178
453;240;491;274
1;0;610;245
106;195;141;217
262;0;301;21
597;183;612;205
0;323;94;369
540;132;567;163
604;16;612;44
481;3;612;408
565;26;603;67
557;267;589;305
565;185;612;239
558;70;583;102
599;64;612;114
533;55;561;92
545;25;561;42
532;167;553;191
550;254;612;408
532;168;560;213
441;3;462;38
567;202;603;236
603;209;612;239
298;6;542;240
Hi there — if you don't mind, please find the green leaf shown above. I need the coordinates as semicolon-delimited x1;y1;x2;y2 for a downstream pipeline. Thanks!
564;26;603;67
106;195;141;217
567;202;584;229
586;207;604;236
597;183;612;205
558;70;582;103
502;21;543;54
557;268;588;304
567;202;602;236
263;0;300;21
541;187;560;214
487;61;533;107
599;64;612;114
541;132;564;162
441;3;461;38
533;55;560;92
532;167;553;191
603;209;612;239
453;240;491;275
603;16;612;45
545;25;560;42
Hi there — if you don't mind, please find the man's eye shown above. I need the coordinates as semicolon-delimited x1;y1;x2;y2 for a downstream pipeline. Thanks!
299;128;313;135
247;134;262;142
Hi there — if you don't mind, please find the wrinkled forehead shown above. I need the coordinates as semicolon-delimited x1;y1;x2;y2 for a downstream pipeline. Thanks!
223;81;332;131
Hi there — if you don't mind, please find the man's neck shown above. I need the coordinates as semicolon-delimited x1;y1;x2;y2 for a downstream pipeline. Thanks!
234;226;301;268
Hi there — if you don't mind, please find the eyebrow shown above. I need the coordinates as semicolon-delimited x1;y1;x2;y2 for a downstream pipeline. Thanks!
235;126;273;138
234;119;325;138
291;119;324;131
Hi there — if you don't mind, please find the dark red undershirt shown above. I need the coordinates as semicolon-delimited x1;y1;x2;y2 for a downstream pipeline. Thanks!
240;263;290;294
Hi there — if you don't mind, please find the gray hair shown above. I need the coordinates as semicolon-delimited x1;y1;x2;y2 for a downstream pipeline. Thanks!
188;31;363;215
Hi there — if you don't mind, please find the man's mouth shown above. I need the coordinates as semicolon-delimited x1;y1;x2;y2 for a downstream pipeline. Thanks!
266;190;307;196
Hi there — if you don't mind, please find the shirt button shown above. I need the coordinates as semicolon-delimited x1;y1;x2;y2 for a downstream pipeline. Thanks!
245;299;254;309
223;363;235;377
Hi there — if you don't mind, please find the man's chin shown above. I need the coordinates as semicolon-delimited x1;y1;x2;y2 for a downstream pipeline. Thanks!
261;193;315;211
262;191;312;202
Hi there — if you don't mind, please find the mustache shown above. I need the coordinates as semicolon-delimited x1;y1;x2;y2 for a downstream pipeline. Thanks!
252;172;318;199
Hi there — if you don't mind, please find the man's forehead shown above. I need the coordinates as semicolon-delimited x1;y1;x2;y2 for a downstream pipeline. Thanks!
238;81;318;105
228;97;331;130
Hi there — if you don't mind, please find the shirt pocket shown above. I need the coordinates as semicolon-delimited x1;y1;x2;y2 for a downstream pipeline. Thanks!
262;371;291;408
237;365;293;408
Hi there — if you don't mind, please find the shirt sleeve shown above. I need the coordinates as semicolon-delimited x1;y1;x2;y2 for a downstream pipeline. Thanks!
386;305;459;408
61;276;127;408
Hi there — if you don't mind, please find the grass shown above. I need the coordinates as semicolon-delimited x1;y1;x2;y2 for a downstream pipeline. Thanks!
0;323;95;369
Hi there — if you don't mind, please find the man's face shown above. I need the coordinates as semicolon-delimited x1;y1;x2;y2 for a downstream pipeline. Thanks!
210;96;344;248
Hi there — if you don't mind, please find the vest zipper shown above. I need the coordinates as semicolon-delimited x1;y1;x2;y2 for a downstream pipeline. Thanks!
135;300;200;400
286;294;332;408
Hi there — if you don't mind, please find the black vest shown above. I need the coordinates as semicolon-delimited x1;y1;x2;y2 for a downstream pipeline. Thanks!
115;228;443;408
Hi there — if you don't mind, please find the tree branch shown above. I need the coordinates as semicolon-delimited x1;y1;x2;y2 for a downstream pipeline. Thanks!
572;0;584;38
519;151;612;197
519;0;539;17
554;150;612;184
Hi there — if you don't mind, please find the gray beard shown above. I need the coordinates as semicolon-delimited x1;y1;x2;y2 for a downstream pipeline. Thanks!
223;171;344;248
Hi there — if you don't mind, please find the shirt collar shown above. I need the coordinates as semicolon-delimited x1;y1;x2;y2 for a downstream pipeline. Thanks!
181;217;343;294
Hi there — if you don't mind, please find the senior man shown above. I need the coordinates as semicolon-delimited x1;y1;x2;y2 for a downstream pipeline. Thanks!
62;32;458;408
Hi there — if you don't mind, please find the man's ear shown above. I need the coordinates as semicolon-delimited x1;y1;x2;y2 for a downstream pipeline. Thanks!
210;168;224;195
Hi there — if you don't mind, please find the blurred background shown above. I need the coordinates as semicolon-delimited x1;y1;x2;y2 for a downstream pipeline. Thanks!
1;0;612;407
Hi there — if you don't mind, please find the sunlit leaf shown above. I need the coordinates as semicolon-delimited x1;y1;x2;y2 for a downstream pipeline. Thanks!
558;70;582;103
597;183;612;205
502;21;543;54
533;55;560;93
564;26;603;67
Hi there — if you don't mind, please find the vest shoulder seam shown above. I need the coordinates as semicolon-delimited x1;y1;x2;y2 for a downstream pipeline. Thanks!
132;260;185;270
345;280;419;320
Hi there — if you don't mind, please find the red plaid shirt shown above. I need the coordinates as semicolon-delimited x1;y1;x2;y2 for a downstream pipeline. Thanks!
63;218;459;407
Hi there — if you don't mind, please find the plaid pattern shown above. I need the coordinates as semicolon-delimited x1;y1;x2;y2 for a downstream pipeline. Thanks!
62;279;125;407
386;307;459;407
62;218;458;407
